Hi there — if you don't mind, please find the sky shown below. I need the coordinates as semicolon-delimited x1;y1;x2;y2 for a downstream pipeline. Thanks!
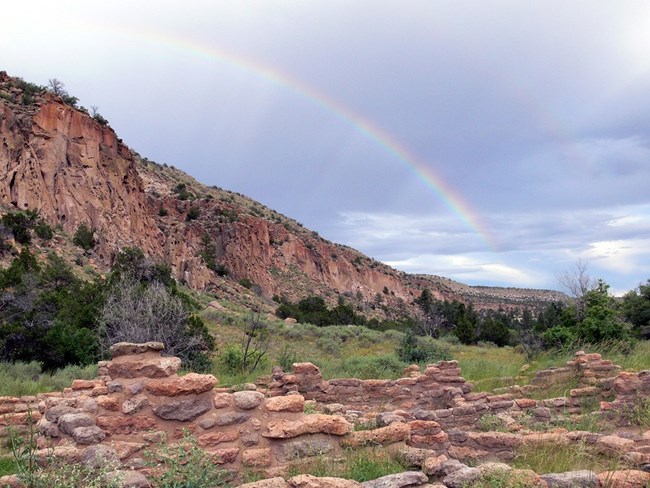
2;1;650;294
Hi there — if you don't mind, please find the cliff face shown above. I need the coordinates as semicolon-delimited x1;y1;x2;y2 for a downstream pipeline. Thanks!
0;75;163;264
0;71;566;314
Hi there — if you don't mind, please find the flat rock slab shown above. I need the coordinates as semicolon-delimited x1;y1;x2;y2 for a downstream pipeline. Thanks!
288;474;361;487
264;414;352;439
110;342;165;358
153;395;212;421
146;373;217;396
107;357;181;379
361;471;428;487
541;470;597;487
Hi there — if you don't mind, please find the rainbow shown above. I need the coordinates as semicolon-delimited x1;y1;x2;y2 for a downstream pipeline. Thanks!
94;24;499;250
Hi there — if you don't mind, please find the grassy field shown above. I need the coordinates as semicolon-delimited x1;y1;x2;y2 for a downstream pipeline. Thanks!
0;306;648;397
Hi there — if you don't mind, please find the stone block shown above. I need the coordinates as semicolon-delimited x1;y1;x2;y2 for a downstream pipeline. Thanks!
145;373;217;396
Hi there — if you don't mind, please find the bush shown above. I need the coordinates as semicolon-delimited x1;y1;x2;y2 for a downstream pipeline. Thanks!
397;330;453;363
186;206;200;221
34;220;53;240
2;211;37;244
73;224;95;250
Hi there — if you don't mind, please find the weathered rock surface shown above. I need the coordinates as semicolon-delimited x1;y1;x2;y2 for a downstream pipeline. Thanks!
360;471;428;487
264;415;353;438
152;395;212;421
145;373;217;396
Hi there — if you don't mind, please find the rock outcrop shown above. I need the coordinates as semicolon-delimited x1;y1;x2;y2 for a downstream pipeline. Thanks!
0;71;566;314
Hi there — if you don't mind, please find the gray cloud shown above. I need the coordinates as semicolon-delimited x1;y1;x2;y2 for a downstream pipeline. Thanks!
2;1;649;293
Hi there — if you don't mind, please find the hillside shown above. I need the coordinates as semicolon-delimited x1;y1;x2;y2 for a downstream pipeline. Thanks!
0;71;567;317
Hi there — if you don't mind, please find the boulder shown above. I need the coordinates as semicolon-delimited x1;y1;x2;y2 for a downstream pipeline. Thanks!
266;395;305;413
58;413;96;435
71;425;106;444
233;391;265;410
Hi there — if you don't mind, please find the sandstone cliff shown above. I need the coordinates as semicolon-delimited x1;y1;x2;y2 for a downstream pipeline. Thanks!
0;71;566;315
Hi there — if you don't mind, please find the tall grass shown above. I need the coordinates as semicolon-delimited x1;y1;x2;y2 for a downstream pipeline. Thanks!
287;447;406;482
512;441;630;474
0;362;98;397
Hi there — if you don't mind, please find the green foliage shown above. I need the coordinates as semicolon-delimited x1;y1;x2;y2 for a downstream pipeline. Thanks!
33;220;53;240
479;313;511;347
478;414;510;432
110;247;175;289
2;210;38;244
287;447;406;482
336;354;406;379
275;295;367;327
173;182;193;201
622;279;650;336
92;112;109;126
144;431;230;487
579;280;628;343
397;330;452;363
72;223;95;251
0;252;103;370
0;361;97;396
238;277;253;289
158;205;169;216
276;345;298;371
186;206;200;221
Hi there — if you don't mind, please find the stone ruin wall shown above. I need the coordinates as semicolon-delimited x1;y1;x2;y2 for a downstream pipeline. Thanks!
1;346;649;486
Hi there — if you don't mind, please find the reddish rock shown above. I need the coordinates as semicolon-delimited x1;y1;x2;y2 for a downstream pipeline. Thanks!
213;393;232;409
238;478;288;488
423;454;449;475
107;357;181;379
104;470;152;488
264;414;352;439
515;399;538;409
71;380;104;390
596;435;635;455
97;396;120;412
292;363;321;375
122;395;149;415
110;342;165;358
111;441;147;459
242;448;273;468
288;474;361;487
145;373;217;396
0;411;41;426
596;470;650;487
207;447;240;464
265;395;305;413
341;421;410;447
96;415;157;434
197;430;240;447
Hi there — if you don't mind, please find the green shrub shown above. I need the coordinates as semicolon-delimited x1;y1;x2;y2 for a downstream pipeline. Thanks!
158;206;168;217
2;211;37;244
397;330;452;363
144;431;230;487
34;220;53;240
186;206;200;221
92;112;109;126
73;224;95;250
238;277;253;289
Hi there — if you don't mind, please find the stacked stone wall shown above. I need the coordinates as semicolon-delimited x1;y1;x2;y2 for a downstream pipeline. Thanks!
269;360;471;411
